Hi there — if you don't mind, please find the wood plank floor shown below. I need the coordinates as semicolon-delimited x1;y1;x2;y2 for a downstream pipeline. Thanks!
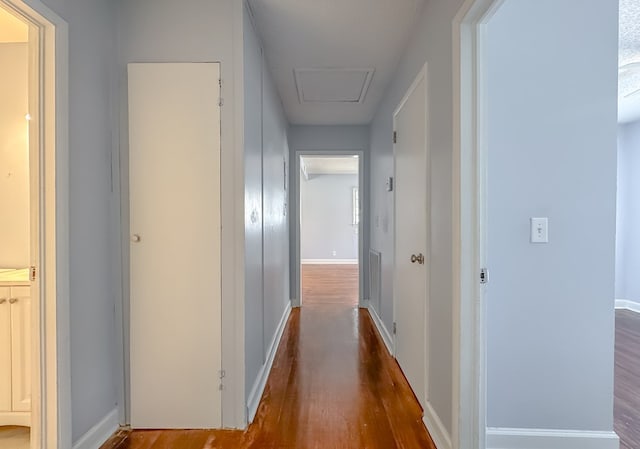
301;264;359;306
103;302;434;449
615;309;640;449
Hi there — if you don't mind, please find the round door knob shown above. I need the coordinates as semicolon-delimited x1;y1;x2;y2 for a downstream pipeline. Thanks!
131;234;141;243
410;253;425;265
9;298;18;304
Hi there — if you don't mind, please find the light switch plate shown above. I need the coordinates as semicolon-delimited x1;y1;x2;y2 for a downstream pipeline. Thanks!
531;217;549;243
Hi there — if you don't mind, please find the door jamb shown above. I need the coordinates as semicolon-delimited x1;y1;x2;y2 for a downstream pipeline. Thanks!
0;1;69;448
391;61;430;410
452;1;503;448
293;150;365;308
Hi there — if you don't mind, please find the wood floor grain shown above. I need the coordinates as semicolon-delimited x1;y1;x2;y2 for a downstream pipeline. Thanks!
615;309;640;449
104;302;434;449
301;264;359;306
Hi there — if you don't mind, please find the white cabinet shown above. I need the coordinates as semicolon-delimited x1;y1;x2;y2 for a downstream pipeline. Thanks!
0;285;31;426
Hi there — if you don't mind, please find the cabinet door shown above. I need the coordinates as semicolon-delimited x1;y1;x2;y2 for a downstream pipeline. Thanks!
0;287;11;412
10;286;30;412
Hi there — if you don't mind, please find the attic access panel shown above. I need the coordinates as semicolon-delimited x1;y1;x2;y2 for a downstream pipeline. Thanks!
294;68;374;104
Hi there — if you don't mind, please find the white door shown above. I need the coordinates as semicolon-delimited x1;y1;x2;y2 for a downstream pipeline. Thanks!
129;63;222;429
10;286;31;412
393;65;429;408
0;287;11;412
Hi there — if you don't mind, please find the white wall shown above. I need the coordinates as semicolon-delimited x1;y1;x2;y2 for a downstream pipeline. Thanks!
301;174;359;260
117;0;246;428
617;120;640;303
368;0;466;435
243;5;290;420
0;43;29;269
35;0;119;443
485;0;617;433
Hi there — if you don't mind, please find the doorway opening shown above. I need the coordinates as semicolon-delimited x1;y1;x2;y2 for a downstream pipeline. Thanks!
297;154;362;308
0;0;65;447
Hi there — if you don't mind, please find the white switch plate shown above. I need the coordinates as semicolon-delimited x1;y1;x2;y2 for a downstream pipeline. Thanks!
531;217;549;243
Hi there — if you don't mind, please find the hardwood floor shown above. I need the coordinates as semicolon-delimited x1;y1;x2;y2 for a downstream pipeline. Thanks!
301;264;359;306
615;309;640;449
103;302;434;449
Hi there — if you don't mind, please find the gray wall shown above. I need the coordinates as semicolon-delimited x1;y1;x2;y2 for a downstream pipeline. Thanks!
243;7;291;417
368;0;466;434
117;0;246;428
38;0;119;442
617;120;640;303
485;0;618;431
288;125;369;303
301;174;359;260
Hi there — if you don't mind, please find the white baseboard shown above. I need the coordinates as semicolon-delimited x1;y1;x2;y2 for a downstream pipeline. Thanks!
72;408;119;449
247;301;292;423
367;303;393;355
301;259;358;265
486;427;619;449
615;299;640;313
423;401;452;449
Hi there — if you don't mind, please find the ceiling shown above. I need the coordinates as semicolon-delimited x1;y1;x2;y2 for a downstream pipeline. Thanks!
619;0;640;123
301;156;359;176
248;0;424;125
0;7;28;43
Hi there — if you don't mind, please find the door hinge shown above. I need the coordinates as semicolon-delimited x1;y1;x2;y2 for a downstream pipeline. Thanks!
393;131;397;144
480;268;488;284
30;266;36;281
393;322;397;334
218;369;226;379
219;78;223;87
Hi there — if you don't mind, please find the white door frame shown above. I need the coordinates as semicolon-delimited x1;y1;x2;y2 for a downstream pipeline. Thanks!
293;150;365;308
0;1;69;448
391;61;429;405
452;1;503;448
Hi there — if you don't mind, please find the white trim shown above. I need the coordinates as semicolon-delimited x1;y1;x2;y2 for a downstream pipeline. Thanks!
301;259;359;265
486;427;619;449
423;401;453;449
615;299;640;313
247;301;292;423
367;303;393;355
71;408;119;449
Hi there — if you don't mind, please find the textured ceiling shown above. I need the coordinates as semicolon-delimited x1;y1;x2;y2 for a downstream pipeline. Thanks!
248;0;425;125
619;0;640;123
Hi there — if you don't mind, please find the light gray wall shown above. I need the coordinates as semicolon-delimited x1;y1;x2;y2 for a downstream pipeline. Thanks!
301;174;359;260
288;125;369;303
368;0;466;434
117;0;246;428
38;0;119;442
243;6;290;416
485;0;618;431
617;120;640;302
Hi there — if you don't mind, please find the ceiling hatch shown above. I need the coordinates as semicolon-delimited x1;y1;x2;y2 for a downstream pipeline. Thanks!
294;68;375;104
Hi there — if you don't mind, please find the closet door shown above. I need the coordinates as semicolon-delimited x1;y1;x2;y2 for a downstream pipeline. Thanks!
129;63;222;429
10;286;30;412
0;287;10;412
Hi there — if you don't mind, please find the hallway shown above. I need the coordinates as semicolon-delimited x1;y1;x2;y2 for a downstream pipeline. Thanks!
104;302;434;449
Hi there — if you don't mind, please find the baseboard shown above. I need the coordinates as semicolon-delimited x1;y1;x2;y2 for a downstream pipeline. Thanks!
367;303;393;355
486;427;619;449
423;401;452;449
72;408;119;449
301;259;358;265
247;301;292;423
615;299;640;313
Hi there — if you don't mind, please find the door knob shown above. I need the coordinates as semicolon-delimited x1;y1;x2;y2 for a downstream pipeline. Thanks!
410;253;425;265
0;298;6;305
131;234;141;243
9;298;18;304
